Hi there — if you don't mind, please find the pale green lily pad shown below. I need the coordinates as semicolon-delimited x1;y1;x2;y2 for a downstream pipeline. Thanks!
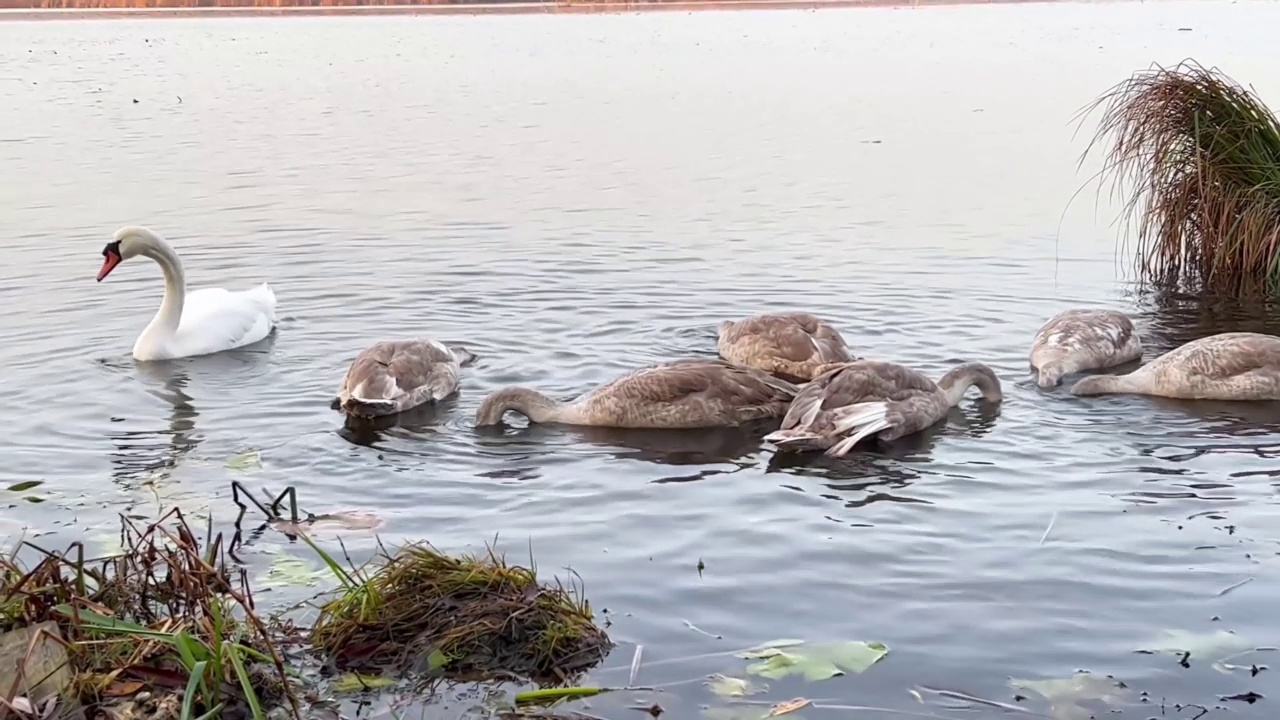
1010;672;1129;720
735;639;806;659
1140;629;1255;659
741;641;888;681
226;449;262;472
706;673;764;698
89;532;125;557
747;651;840;681
262;554;326;589
331;673;396;693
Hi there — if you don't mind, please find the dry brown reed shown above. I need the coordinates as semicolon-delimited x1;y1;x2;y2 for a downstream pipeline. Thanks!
1082;60;1280;297
0;508;300;720
309;541;612;685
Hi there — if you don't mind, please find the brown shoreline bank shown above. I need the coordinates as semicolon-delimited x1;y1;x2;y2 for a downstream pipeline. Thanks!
0;0;1090;21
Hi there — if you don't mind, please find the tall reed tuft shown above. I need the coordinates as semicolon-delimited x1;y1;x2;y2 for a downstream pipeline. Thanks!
1083;60;1280;297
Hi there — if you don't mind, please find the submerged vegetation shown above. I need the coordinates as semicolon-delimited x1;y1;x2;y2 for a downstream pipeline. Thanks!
1;494;612;720
1084;60;1280;297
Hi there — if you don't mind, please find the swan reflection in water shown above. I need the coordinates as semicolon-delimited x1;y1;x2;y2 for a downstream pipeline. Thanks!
767;401;1003;512
1137;286;1280;356
337;397;459;448
472;398;1002;490
472;418;782;484
103;360;201;489
101;341;277;490
1093;290;1280;465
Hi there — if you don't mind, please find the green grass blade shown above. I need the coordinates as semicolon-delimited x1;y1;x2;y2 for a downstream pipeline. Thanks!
54;604;152;633
181;660;208;720
233;644;290;669
296;531;355;588
193;704;224;720
210;596;225;638
80;622;181;643
515;687;606;705
226;642;266;720
175;631;212;668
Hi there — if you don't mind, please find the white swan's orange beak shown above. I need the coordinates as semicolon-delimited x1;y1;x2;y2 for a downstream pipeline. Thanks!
97;250;122;282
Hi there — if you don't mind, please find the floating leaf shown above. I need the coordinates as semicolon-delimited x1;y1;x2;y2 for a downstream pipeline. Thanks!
1010;672;1129;720
425;648;448;671
5;481;43;493
269;510;384;536
90;532;125;557
743;641;888;682
769;698;811;716
225;449;262;472
262;554;326;589
706;674;762;698
747;651;840;681
331;673;396;693
23;496;46;503
1140;629;1255;660
735;639;805;659
815;640;889;674
1212;660;1270;675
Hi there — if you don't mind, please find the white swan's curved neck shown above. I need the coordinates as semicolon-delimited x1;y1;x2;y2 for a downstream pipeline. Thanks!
134;238;187;356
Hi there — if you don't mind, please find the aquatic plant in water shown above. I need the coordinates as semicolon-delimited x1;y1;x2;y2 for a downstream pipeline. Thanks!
734;638;888;681
1083;60;1280;297
308;539;613;684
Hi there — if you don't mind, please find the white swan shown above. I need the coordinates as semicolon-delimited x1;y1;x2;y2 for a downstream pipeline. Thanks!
96;226;278;361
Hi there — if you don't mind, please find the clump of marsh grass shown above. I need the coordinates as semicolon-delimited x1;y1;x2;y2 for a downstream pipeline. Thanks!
0;508;300;720
308;539;612;685
1082;59;1280;297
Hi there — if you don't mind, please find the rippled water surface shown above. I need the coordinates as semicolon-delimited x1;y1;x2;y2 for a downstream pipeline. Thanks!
4;1;1280;717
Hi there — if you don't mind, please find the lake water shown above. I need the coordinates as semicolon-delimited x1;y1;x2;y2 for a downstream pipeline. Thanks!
3;1;1280;717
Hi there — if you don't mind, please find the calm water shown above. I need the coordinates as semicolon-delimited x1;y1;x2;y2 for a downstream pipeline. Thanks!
3;1;1280;717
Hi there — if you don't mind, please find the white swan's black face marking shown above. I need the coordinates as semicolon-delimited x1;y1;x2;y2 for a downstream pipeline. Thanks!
97;240;123;282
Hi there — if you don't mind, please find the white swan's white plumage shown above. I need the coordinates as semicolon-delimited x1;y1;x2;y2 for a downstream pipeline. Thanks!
97;226;278;361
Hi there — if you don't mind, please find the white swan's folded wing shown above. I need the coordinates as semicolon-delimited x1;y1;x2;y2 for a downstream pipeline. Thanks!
173;284;277;356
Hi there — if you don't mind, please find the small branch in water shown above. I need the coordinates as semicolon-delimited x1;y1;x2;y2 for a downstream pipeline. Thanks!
913;686;1039;715
629;644;644;686
1183;703;1210;720
683;620;722;640
1217;577;1254;597
1039;512;1058;546
742;702;988;717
